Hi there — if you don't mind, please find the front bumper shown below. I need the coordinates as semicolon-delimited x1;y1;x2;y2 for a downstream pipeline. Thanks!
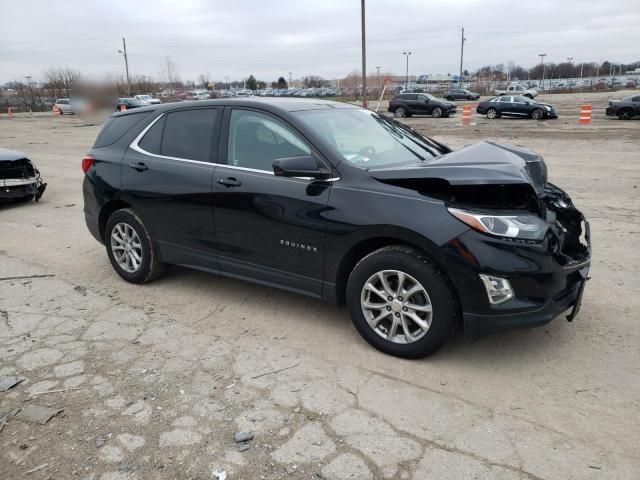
605;107;618;116
1;177;46;201
442;199;591;338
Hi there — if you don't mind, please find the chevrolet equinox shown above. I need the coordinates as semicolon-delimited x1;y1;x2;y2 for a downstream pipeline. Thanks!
82;98;591;358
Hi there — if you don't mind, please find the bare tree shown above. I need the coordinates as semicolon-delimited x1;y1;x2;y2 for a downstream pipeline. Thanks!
197;73;210;89
43;66;81;97
160;57;180;94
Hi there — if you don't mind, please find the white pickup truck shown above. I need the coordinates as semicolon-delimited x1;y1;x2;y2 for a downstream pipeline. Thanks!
494;84;538;99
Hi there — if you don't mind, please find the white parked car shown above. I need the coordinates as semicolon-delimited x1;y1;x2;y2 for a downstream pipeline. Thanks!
494;84;538;99
134;94;161;105
54;98;74;114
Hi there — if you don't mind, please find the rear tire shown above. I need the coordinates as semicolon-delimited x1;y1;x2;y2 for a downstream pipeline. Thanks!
394;106;406;118
105;208;164;284
486;108;499;119
618;109;633;120
347;246;457;358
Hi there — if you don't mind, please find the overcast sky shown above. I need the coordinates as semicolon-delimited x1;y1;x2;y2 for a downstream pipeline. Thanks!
1;0;639;84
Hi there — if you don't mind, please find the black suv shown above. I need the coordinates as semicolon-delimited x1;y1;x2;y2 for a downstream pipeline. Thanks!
83;98;590;358
445;88;480;101
388;93;456;118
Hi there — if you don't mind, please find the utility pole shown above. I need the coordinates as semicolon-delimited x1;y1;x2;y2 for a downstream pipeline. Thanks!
118;37;131;96
360;0;367;107
288;72;292;88
538;53;547;88
376;66;381;91
459;26;466;87
567;57;573;92
403;51;411;89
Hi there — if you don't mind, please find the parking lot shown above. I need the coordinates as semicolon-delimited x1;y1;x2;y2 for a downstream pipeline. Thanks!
1;90;639;479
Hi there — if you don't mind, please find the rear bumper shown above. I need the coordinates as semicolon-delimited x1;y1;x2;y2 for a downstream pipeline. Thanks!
605;107;618;116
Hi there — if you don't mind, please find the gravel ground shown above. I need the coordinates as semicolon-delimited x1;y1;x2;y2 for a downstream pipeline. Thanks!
1;90;639;480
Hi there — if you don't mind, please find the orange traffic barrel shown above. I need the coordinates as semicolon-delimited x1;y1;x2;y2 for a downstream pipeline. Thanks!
579;104;592;124
461;104;472;125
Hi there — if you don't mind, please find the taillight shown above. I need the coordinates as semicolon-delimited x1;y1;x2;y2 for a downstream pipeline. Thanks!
82;154;95;173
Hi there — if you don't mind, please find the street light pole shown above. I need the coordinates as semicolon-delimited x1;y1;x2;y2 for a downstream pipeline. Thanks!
458;26;466;87
376;66;380;92
360;0;367;107
403;51;411;89
118;37;131;96
538;53;547;88
288;72;292;88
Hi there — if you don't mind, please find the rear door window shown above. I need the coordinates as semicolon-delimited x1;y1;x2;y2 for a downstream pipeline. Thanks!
93;112;151;148
160;109;218;161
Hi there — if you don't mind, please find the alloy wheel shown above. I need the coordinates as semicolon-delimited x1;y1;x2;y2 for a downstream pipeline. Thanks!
532;109;543;120
487;108;497;119
110;222;143;273
360;270;433;344
395;107;406;118
432;107;442;118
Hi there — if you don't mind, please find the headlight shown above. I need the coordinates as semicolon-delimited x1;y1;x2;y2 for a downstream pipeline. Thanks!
545;105;551;111
448;207;548;240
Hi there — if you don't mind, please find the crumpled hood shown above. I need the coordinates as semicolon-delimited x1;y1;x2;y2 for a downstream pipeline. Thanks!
368;141;548;197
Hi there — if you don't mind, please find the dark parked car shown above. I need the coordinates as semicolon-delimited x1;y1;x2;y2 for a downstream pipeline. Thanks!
605;95;640;120
83;98;590;358
1;148;47;202
476;96;557;120
388;93;456;118
445;88;480;101
116;98;147;111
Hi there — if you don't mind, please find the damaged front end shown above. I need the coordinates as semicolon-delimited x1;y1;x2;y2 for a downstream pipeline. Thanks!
0;149;47;202
370;141;591;334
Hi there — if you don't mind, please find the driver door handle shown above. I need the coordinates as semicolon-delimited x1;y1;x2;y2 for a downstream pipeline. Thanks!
217;177;242;187
129;162;148;172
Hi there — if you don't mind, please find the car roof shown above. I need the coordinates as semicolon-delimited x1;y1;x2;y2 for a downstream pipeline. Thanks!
112;97;360;118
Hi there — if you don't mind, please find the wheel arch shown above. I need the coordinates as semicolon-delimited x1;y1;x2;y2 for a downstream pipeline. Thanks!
331;233;459;310
98;199;132;242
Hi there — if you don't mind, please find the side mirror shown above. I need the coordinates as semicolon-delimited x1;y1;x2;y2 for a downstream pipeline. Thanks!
272;155;332;180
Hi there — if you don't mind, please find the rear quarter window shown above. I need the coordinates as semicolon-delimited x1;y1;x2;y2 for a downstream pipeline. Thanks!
93;112;151;148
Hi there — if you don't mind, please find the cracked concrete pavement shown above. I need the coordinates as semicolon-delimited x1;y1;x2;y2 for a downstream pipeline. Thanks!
1;92;639;479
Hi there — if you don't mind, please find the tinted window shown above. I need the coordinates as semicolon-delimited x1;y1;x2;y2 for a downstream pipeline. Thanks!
227;110;310;171
499;96;512;103
94;112;151;148
406;94;418;100
161;109;217;161
138;115;165;154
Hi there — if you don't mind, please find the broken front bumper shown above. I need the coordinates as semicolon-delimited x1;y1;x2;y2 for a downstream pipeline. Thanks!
442;206;591;338
0;176;46;201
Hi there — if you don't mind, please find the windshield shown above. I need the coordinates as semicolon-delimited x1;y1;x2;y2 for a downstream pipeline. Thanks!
295;108;443;168
421;93;437;101
138;95;151;100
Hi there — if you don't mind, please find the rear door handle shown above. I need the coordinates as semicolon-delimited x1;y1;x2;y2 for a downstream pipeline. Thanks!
217;177;241;187
129;162;148;172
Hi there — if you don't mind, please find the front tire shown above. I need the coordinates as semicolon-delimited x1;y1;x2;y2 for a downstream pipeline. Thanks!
347;246;457;358
105;208;164;284
432;107;443;118
531;108;544;120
